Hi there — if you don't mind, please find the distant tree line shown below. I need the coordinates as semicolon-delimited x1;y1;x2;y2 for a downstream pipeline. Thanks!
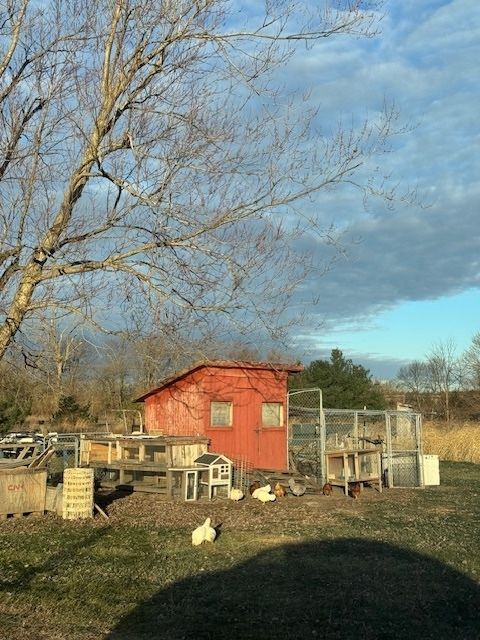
5;322;478;435
395;335;480;422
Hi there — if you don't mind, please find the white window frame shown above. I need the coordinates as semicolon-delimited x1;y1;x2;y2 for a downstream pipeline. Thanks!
210;401;233;427
262;402;284;427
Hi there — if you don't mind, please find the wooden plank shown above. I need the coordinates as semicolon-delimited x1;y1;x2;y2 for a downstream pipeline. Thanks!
28;446;55;468
85;460;168;472
353;452;360;482
94;503;109;520
97;481;167;494
17;446;34;460
79;440;90;465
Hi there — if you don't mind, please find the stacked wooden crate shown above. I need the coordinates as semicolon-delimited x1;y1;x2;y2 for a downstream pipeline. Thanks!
0;468;47;519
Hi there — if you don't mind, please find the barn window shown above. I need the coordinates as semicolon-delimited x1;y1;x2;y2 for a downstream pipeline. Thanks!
262;402;283;427
210;401;233;426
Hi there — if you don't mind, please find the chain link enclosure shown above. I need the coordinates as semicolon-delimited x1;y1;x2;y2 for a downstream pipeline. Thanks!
288;390;423;487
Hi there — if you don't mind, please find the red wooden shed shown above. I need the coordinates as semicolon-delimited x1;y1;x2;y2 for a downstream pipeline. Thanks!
135;360;303;472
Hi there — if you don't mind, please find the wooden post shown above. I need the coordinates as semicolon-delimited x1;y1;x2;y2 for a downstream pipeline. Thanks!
353;452;360;481
377;451;383;493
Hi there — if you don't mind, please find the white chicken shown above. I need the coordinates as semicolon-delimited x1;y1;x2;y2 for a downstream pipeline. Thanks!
191;517;217;546
252;483;271;499
229;488;244;501
256;490;276;504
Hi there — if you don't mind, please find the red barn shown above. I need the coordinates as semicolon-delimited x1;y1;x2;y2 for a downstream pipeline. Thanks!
135;360;303;472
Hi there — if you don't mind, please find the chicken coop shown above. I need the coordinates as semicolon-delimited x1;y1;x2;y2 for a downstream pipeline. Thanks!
135;360;303;472
288;389;427;488
168;453;233;501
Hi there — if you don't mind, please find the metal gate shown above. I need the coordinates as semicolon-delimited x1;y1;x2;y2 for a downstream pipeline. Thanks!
287;389;325;482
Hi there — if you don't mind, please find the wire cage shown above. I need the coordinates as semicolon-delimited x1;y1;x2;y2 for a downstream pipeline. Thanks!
288;389;424;488
62;467;94;520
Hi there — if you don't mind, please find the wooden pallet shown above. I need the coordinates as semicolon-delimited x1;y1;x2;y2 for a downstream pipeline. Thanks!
0;510;44;520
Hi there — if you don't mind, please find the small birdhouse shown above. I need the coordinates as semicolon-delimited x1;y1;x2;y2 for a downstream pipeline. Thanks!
194;453;233;500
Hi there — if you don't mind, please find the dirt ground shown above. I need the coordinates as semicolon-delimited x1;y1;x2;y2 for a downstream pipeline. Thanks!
98;482;400;532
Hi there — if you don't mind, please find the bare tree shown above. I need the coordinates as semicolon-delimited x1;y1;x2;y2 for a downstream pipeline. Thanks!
0;0;399;360
396;360;430;411
463;332;480;389
21;316;86;411
426;339;460;423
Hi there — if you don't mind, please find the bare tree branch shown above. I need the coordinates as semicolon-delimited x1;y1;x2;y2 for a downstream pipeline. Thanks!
0;0;402;360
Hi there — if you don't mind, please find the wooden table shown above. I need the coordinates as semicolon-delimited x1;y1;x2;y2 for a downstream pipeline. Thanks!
325;449;382;496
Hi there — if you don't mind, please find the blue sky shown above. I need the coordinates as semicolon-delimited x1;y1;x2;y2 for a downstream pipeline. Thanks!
276;0;480;379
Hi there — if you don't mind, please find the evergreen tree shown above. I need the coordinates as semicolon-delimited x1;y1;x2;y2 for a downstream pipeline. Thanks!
53;396;91;425
290;349;386;409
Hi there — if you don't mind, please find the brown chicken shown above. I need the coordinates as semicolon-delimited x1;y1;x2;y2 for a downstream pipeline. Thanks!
274;482;287;498
322;482;333;496
349;482;361;499
249;481;261;496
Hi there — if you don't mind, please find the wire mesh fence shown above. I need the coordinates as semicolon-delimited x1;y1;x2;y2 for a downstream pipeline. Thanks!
288;390;424;488
47;435;79;483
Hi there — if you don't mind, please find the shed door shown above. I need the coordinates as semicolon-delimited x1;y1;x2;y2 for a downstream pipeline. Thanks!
255;401;288;471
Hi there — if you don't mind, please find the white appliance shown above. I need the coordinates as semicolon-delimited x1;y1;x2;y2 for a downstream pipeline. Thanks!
422;454;440;486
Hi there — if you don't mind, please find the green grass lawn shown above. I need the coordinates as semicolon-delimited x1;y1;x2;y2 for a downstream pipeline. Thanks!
1;461;479;640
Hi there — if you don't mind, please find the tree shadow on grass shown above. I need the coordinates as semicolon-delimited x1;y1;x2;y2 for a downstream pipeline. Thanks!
107;538;480;640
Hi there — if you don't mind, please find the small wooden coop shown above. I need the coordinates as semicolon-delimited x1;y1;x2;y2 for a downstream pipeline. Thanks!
168;452;233;501
135;360;303;472
79;434;208;494
325;449;383;495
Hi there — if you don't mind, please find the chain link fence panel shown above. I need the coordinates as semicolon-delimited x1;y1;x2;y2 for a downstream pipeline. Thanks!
47;435;79;484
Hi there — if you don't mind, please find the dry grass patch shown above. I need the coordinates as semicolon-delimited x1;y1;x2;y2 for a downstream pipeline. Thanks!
424;421;480;462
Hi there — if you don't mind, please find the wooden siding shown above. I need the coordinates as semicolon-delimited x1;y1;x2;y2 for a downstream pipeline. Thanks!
143;364;290;471
144;372;205;436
